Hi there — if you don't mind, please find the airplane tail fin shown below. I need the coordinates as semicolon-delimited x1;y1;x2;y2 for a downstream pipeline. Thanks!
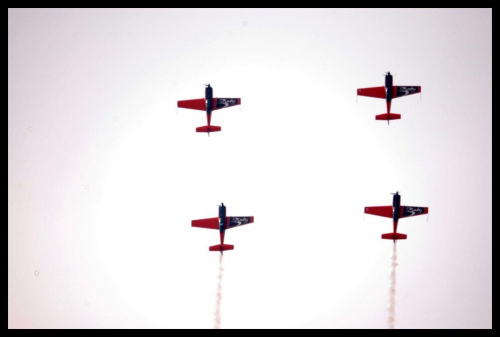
376;113;401;121
196;125;221;133
209;244;234;252
382;233;407;240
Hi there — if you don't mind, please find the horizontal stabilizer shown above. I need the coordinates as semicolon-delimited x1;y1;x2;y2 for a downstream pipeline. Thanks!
382;233;407;240
209;244;234;252
376;113;401;121
196;125;221;133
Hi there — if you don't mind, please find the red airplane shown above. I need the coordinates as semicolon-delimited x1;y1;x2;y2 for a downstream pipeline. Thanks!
364;192;428;240
177;84;241;135
192;203;254;254
357;72;421;124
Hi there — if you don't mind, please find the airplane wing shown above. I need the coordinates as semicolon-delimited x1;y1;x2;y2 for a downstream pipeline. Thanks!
357;86;386;99
364;206;393;218
392;86;421;98
399;206;428;218
192;217;219;229
225;216;254;229
178;98;206;111
212;98;241;110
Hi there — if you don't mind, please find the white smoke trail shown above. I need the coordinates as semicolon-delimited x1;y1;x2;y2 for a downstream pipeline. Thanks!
214;253;224;329
388;241;398;329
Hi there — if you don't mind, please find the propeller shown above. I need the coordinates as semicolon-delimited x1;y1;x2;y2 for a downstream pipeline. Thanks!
390;191;402;196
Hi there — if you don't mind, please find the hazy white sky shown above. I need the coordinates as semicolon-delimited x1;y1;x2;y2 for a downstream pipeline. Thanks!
8;8;491;329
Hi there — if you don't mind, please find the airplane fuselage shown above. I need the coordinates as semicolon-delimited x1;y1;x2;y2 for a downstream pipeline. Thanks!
392;192;400;222
392;192;400;234
385;72;393;113
205;85;213;125
218;203;226;234
385;73;393;102
218;203;227;251
206;85;213;112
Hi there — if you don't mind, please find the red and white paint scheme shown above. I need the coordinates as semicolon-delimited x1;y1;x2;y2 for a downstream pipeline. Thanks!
177;84;241;135
192;203;254;254
357;72;421;124
365;192;428;240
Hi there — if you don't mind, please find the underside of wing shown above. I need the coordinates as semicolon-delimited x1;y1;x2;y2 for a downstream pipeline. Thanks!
226;216;254;229
212;98;241;110
192;217;219;229
392;86;421;98
178;98;206;111
357;86;386;99
399;206;428;218
364;206;393;218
